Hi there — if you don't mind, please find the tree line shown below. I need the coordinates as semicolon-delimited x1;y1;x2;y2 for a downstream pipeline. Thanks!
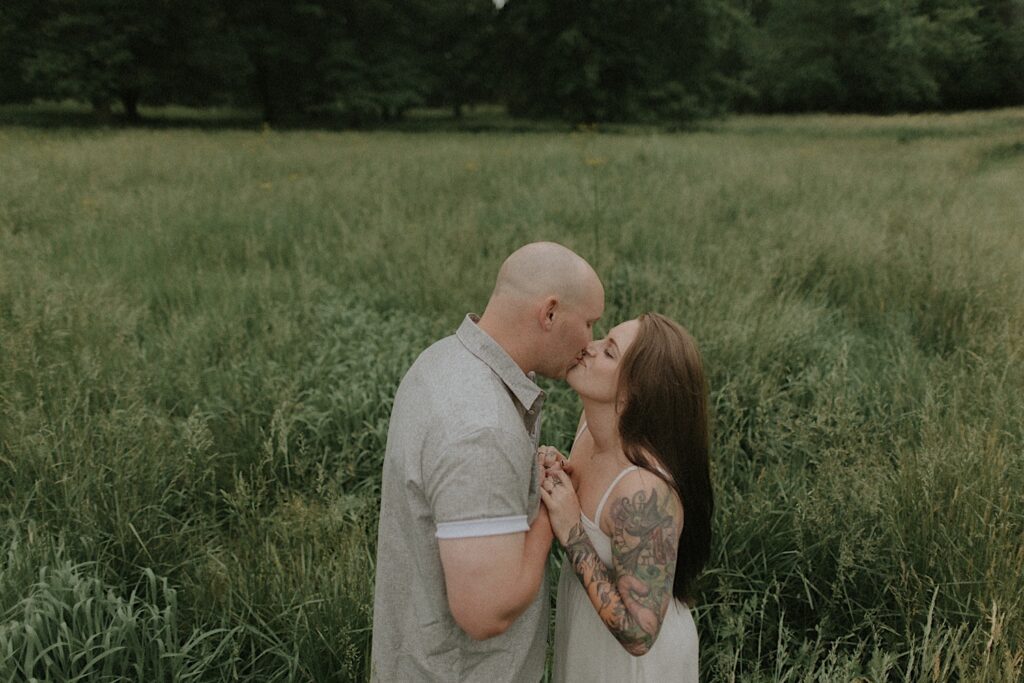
1;0;1022;124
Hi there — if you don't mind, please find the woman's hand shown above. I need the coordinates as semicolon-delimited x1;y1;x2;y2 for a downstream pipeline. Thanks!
537;445;573;477
538;468;582;545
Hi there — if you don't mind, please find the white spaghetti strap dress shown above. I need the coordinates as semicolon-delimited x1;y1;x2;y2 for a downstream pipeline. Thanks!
552;464;700;682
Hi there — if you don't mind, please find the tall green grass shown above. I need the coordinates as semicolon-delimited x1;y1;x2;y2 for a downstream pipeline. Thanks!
1;107;1022;681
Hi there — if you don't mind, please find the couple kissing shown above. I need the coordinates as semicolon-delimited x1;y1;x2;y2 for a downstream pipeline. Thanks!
372;242;713;682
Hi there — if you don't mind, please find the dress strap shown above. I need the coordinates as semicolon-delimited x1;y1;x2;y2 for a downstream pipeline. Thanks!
574;420;588;440
594;466;640;524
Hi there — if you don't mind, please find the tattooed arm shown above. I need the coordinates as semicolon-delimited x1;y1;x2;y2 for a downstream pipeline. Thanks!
541;468;683;655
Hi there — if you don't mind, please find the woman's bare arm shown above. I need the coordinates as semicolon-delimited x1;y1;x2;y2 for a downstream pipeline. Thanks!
562;475;682;655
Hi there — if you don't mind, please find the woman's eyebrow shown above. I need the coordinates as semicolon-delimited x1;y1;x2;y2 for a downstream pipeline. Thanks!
607;336;619;350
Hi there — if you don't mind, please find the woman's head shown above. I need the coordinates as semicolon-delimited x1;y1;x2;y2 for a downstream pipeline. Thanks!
571;312;714;603
566;318;640;402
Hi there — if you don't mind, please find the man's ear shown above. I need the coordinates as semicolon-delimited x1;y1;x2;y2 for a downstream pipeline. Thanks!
540;297;558;331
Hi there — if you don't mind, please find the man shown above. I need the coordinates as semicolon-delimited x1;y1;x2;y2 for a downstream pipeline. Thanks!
371;242;605;681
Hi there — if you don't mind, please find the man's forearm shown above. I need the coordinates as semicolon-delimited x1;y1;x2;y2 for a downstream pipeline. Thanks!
498;513;554;624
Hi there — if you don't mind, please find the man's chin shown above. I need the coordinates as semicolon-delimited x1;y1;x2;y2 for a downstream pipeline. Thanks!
537;361;579;382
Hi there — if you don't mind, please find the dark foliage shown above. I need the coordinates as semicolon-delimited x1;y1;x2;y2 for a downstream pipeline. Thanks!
1;0;1021;122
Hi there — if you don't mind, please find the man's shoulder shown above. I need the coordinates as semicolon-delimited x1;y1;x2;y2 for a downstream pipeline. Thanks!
402;333;462;380
406;335;508;400
396;335;523;438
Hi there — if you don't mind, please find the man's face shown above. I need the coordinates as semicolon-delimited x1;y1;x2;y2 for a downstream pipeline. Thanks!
546;282;605;380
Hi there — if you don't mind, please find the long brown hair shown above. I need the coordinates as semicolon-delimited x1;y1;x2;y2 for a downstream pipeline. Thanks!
616;313;713;603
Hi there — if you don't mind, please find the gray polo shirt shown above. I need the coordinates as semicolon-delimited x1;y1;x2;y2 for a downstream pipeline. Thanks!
371;315;547;682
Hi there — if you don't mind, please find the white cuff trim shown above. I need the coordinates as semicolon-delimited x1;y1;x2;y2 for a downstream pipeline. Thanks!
435;515;529;539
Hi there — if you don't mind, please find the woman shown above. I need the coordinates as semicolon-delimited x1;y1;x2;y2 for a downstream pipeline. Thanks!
538;313;713;682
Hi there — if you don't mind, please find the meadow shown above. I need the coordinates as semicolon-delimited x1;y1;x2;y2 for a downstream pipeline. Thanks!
1;106;1022;682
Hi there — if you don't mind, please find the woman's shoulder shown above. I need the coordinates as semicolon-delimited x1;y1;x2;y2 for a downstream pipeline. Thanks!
600;465;683;533
609;467;678;505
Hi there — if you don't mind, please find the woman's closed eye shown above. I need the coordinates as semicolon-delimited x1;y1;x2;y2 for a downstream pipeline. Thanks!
604;335;620;359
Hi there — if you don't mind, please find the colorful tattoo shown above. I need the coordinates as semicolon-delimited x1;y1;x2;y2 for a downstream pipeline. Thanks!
563;486;681;655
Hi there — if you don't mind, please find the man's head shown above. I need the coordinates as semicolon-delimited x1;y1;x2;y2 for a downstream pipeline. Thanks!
478;242;604;380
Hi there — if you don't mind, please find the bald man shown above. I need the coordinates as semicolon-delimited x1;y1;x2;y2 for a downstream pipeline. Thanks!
371;243;604;682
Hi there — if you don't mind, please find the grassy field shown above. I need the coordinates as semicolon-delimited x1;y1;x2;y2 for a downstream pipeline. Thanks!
1;106;1022;681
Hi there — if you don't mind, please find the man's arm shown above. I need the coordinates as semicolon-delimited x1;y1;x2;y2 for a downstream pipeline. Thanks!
438;506;553;640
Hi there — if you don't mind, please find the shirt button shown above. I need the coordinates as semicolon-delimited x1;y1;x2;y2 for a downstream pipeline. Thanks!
527;408;535;415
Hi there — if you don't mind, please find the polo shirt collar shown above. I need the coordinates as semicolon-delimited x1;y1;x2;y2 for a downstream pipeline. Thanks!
457;314;544;409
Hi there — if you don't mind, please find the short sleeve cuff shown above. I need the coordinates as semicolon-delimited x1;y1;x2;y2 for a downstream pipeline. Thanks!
435;515;529;539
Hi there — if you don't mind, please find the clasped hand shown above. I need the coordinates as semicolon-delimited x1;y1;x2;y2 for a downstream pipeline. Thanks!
536;445;581;545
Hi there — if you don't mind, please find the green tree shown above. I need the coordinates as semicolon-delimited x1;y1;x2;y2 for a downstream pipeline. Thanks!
421;0;501;117
23;0;134;117
21;0;231;119
969;0;1024;106
0;1;42;103
747;0;845;111
918;0;989;108
841;0;940;111
746;0;1024;112
498;0;740;123
319;0;430;123
751;0;940;112
220;0;432;124
220;0;328;123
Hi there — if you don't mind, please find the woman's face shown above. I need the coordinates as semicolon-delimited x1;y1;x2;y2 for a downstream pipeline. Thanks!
567;319;640;404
